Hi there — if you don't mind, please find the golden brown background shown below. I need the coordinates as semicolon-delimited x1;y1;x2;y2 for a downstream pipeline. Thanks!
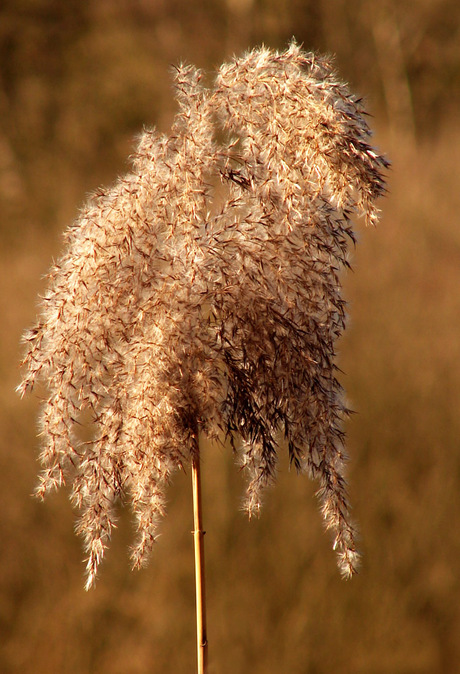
2;1;460;672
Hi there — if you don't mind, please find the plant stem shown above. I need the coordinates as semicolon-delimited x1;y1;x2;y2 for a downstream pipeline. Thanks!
191;442;208;674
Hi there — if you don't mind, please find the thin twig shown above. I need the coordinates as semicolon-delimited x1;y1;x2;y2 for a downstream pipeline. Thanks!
192;441;208;674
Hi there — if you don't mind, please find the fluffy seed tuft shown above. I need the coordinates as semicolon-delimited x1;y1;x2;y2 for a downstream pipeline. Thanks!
19;43;388;588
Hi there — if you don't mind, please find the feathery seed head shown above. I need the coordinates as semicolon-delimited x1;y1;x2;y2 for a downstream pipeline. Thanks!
19;43;387;587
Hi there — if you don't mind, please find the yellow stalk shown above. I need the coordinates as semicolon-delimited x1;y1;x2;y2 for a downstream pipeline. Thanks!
191;444;208;674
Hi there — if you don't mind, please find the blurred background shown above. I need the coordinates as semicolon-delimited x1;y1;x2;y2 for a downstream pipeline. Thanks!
1;1;460;672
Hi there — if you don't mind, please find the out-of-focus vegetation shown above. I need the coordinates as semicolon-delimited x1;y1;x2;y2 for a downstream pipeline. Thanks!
1;1;459;672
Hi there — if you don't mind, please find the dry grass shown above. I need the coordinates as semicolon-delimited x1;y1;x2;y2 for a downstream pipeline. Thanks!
2;5;460;672
18;45;387;591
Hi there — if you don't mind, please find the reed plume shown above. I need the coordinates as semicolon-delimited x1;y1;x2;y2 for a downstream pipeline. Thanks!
18;42;388;590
